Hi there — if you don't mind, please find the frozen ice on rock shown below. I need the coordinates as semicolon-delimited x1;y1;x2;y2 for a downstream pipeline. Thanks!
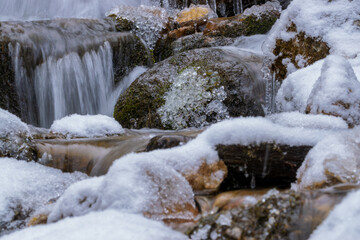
107;5;170;49
48;158;197;223
50;114;125;138
242;1;281;19
2;210;187;240
306;55;360;126
0;158;87;235
157;66;229;130
296;126;360;190
263;0;360;58
309;189;360;240
0;108;29;137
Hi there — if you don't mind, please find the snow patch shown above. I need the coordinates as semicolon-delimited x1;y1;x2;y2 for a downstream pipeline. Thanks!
309;189;360;240
0;158;87;235
50;114;124;138
2;210;187;240
0;108;29;137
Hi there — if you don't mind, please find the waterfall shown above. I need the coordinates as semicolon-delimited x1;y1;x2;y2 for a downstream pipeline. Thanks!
233;0;244;15
3;19;144;127
0;0;152;21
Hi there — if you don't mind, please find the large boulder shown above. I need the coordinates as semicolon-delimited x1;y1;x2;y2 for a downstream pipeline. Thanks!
114;47;265;130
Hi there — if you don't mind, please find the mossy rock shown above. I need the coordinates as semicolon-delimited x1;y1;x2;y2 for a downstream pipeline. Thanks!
114;47;265;130
271;23;330;82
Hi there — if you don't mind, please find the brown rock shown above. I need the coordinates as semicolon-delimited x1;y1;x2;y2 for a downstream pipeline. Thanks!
176;5;216;27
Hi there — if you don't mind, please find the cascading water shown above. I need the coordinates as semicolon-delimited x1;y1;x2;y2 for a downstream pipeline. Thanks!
0;0;153;21
233;0;244;15
2;19;146;127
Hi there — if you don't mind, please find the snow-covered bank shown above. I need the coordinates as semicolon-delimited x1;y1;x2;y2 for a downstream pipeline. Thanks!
1;210;187;240
0;158;87;235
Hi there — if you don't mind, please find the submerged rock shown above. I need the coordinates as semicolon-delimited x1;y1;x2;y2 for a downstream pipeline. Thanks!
114;47;265;130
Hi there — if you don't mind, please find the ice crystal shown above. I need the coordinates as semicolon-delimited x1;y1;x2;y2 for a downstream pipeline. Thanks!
157;66;229;129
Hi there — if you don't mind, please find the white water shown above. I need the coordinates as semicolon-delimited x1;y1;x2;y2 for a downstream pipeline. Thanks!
0;0;153;21
233;0;244;15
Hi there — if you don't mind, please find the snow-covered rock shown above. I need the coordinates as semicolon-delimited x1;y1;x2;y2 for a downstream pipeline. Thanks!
296;127;360;190
309;189;360;240
0;108;34;160
48;158;198;223
0;158;87;235
50;114;125;138
306;55;360;127
264;0;360;81
1;210;187;240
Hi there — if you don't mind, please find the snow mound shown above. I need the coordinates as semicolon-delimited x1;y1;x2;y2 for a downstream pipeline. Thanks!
264;0;360;58
296;127;360;190
277;55;360;114
2;210;187;240
306;55;360;126
0;158;87;235
276;59;324;112
48;158;196;222
50;114;125;138
309;189;360;240
0;108;29;137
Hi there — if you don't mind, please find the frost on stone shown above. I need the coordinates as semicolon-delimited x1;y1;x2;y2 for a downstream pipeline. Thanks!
50;114;125;138
0;108;33;160
306;55;360;127
2;210;187;240
296;126;360;190
242;0;281;19
0;158;87;235
309;189;360;240
107;5;170;49
48;157;197;223
157;66;229;129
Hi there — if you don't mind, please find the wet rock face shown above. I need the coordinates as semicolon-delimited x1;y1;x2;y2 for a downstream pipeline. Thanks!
114;47;265;130
0;40;21;119
146;135;193;151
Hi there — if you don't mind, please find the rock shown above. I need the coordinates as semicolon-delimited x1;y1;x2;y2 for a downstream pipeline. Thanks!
189;187;348;240
153;1;280;61
217;143;312;190
114;48;265;130
154;33;235;62
203;1;280;37
296;127;360;190
175;5;217;27
0;39;21;119
305;56;360;127
107;5;170;50
271;23;330;82
0;108;36;161
146;135;194;151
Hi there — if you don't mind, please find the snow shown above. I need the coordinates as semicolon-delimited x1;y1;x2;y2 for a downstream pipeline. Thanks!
0;158;87;234
276;55;360;114
0;108;29;137
1;210;187;240
307;55;360;126
48;158;196;222
263;0;360;58
242;1;281;19
50;114;125;138
276;59;324;112
296;126;360;190
309;189;360;240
